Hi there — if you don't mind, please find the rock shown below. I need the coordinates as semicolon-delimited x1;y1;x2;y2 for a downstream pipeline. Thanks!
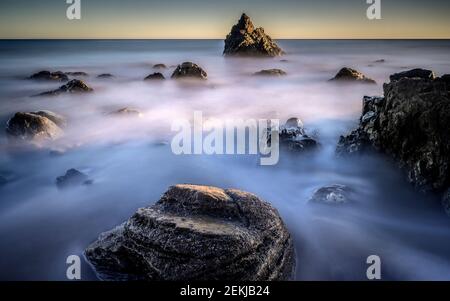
6;112;63;141
253;69;287;76
389;68;435;82
223;14;284;57
442;188;450;216
31;110;66;127
374;59;385;63
337;70;450;195
171;62;207;80
38;79;93;96
269;118;319;153
56;169;92;188
29;71;68;82
109;107;141;117
144;72;165;80
97;73;114;79
85;184;295;281
153;64;167;69
330;68;376;84
309;184;353;205
65;71;88;76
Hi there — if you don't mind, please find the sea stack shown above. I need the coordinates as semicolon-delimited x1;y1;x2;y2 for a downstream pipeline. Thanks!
223;13;284;57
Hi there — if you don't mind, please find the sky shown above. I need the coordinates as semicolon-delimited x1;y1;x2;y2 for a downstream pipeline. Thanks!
0;0;450;39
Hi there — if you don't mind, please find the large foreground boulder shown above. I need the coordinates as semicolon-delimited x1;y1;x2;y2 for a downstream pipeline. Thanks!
85;184;295;281
6;111;64;141
171;62;207;80
337;69;450;198
223;14;284;57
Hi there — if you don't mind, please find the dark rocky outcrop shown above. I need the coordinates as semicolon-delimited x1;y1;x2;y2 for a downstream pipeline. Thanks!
153;64;167;69
309;184;353;205
56;169;92;188
97;73;114;79
65;71;88;77
29;71;68;82
223;14;284;57
144;72;165;80
85;184;295;281
171;62;207;80
389;68;435;82
330;67;376;84
37;79;93;96
6;111;64;141
109;107;141;116
254;69;287;76
337;69;450;201
270;118;320;153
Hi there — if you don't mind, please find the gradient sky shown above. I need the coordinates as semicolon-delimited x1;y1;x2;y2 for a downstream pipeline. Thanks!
1;0;450;39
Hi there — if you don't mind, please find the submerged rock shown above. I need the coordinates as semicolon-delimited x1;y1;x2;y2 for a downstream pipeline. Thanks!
330;67;376;84
56;169;92;188
97;73;114;79
270;118;320;153
109;107;141;117
144;72;165;80
223;14;284;57
389;68;435;82
85;184;295;281
309;184;353;205
29;71;68;82
337;69;450;201
254;69;287;76
38;79;93;96
6;112;63;141
153;64;167;69
171;62;207;80
65;71;88;77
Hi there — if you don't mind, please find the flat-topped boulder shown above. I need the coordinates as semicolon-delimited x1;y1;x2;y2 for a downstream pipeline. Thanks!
109;107;141;117
37;79;93;96
171;62;207;80
29;71;68;82
389;68;435;82
223;14;284;57
254;69;287;76
330;67;376;84
85;184;295;281
6;111;64;141
97;73;114;79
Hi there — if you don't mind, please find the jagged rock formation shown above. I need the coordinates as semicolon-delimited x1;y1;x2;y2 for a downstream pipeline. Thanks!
330;67;376;84
171;62;207;80
223;14;284;57
85;184;295;281
29;71;68;82
337;69;450;199
38;79;93;96
65;71;88;77
254;69;287;76
6;111;65;141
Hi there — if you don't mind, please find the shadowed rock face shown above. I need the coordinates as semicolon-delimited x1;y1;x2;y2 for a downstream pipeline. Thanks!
171;62;207;80
85;184;295;281
38;79;93;96
269;118;320;153
29;71;68;82
330;67;376;84
223;14;284;57
6;111;64;141
337;69;450;198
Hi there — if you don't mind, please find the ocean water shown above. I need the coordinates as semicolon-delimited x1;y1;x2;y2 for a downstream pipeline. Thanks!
1;39;450;280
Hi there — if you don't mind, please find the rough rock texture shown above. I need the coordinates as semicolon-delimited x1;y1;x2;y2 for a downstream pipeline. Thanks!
330;67;376;84
29;71;68;82
171;62;207;80
309;184;353;205
97;73;114;79
389;68;435;82
153;64;167;69
56;169;92;188
6;112;63;141
223;14;284;57
337;70;450;196
144;72;165;80
254;69;287;76
270;118;320;153
32;110;66;127
38;79;93;96
85;184;295;281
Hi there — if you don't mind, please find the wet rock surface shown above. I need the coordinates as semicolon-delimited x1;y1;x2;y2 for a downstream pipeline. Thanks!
254;69;287;76
330;67;376;84
153;64;167;69
56;169;92;188
337;69;450;196
171;62;207;80
271;118;320;153
6;111;64;141
309;184;353;205
144;72;165;80
29;71;68;82
38;79;93;96
223;14;284;57
85;184;295;281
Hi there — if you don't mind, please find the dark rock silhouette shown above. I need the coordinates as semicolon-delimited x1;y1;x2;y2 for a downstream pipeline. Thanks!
97;73;114;79
65;71;88;77
389;68;435;82
223;14;284;57
171;62;207;80
109;107;141;116
144;72;165;80
56;169;92;188
37;79;93;96
153;64;167;69
254;69;287;76
337;69;450;205
85;184;295;281
330;67;376;84
29;71;68;82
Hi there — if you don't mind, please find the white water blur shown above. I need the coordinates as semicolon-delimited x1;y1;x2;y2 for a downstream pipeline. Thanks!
0;40;450;280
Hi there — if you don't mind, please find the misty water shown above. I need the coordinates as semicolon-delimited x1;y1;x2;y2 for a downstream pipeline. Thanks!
1;40;450;280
